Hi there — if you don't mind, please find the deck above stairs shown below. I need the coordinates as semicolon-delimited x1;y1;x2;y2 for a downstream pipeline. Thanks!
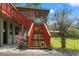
0;3;51;49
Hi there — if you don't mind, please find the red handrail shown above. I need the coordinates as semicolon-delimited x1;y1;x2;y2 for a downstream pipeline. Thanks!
43;23;51;48
28;23;34;47
0;3;35;48
0;3;51;48
0;3;33;29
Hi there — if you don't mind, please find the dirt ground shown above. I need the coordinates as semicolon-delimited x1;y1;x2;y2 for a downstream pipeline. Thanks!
0;45;79;56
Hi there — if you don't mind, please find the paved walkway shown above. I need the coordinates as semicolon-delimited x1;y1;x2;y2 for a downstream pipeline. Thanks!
0;45;79;56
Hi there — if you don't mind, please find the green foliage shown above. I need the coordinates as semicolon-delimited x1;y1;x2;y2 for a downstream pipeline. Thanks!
12;3;21;7
47;24;52;31
12;3;41;8
26;3;41;8
18;39;28;49
23;41;28;49
66;27;79;38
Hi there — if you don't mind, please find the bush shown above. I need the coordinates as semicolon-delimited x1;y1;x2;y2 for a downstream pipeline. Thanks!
65;27;79;38
18;39;28;49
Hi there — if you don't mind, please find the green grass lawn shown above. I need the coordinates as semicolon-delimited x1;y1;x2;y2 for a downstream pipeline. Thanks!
51;37;79;50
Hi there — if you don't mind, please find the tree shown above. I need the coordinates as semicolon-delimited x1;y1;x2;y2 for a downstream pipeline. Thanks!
52;8;73;48
12;3;41;8
76;17;79;29
26;3;41;8
12;3;21;7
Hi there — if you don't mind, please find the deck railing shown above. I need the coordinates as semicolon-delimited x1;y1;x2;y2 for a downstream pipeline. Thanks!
0;3;51;49
0;3;33;29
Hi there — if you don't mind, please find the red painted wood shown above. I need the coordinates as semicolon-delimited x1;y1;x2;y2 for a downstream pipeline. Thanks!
28;23;34;48
0;3;33;29
0;3;51;49
28;23;50;48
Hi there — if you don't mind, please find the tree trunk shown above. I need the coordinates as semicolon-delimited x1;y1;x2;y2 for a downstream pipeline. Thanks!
61;35;66;48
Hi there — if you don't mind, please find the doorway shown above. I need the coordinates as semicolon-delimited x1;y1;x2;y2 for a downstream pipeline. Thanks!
3;21;8;44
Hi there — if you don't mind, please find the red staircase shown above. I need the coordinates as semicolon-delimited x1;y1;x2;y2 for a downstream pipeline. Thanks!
28;23;51;48
0;3;51;49
0;3;33;29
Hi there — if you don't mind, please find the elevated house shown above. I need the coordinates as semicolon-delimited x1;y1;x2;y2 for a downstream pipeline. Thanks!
0;3;50;49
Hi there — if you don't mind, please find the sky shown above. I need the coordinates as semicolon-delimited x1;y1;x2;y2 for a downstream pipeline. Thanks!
42;3;79;16
19;3;79;25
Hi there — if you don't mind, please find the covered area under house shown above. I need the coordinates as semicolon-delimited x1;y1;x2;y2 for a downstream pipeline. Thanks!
0;3;51;49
